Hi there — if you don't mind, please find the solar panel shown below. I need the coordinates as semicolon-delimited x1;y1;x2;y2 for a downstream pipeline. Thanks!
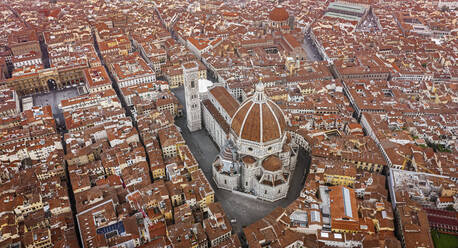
96;221;125;236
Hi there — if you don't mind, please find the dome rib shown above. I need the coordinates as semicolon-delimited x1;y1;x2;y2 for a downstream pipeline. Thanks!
268;100;286;133
231;100;253;137
259;103;263;143
265;100;282;143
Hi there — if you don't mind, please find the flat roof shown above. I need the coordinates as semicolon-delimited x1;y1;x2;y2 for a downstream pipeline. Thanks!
328;2;367;14
342;187;353;218
324;12;361;21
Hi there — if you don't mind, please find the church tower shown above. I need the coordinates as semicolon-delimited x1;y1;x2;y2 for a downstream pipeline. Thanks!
183;61;202;132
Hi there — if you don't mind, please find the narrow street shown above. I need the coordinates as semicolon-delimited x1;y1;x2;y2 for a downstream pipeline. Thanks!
91;31;132;117
39;40;50;68
302;33;323;62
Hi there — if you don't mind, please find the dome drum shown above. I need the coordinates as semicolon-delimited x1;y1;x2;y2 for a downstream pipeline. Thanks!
231;134;285;159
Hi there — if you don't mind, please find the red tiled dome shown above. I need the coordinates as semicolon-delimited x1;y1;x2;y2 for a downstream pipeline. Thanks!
230;84;286;144
269;7;289;22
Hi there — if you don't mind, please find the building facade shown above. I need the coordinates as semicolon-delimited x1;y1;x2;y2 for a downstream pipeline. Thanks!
202;85;239;149
209;83;298;202
6;66;86;96
183;61;202;132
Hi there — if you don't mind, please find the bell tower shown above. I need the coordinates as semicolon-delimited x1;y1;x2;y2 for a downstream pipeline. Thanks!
183;61;202;132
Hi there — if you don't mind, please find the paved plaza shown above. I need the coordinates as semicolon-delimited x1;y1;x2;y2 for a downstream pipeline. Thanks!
173;87;310;234
32;87;84;127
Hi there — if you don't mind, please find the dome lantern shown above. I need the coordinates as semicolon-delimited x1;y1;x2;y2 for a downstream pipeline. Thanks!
253;82;266;103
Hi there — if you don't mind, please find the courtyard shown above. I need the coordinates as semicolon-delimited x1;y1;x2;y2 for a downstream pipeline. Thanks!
32;86;86;127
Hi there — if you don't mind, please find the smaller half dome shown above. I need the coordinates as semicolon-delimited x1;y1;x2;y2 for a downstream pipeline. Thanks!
262;155;282;171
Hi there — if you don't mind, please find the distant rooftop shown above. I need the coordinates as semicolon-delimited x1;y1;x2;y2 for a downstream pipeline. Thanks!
328;2;368;15
324;12;361;21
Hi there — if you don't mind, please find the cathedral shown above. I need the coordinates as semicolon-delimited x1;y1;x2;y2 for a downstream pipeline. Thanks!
184;72;298;202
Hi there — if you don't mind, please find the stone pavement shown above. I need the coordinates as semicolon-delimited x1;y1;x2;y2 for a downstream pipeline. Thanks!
32;87;81;127
303;34;323;62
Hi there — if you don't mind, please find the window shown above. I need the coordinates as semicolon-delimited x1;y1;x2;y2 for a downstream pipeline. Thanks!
191;80;195;88
248;147;253;151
